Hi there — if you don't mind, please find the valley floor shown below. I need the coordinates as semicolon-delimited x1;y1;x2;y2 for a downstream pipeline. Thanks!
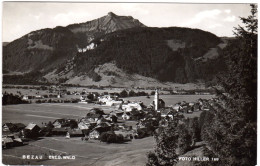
2;94;214;166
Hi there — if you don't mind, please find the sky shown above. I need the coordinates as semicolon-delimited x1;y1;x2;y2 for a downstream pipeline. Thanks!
2;2;253;42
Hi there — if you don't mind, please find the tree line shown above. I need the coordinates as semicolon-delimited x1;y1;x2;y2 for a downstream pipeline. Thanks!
146;4;257;166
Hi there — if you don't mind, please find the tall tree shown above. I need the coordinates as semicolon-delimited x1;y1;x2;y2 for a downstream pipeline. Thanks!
178;124;192;154
201;4;257;166
190;117;200;143
146;119;179;166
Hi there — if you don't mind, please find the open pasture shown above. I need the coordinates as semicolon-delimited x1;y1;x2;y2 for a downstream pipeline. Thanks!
2;103;117;126
2;94;214;165
125;94;215;106
2;136;155;166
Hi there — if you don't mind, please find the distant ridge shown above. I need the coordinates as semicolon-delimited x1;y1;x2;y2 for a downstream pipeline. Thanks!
3;12;228;86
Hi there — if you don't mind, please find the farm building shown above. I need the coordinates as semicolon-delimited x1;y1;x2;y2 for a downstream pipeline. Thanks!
2;136;14;148
159;107;176;119
3;123;17;133
22;95;28;100
24;123;41;133
78;121;90;130
53;119;67;128
14;123;26;131
67;129;84;137
52;128;69;136
89;130;101;139
3;123;26;135
86;108;106;121
53;119;78;129
23;123;41;138
122;112;131;120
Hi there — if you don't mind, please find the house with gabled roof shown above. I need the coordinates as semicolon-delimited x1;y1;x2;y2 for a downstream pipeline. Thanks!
2;136;14;148
89;129;101;139
89;122;112;139
23;123;41;138
78;121;90;130
25;123;40;131
53;119;66;128
3;123;26;135
14;123;26;131
53;118;78;129
2;123;17;133
159;107;177;119
122;112;131;120
86;108;105;122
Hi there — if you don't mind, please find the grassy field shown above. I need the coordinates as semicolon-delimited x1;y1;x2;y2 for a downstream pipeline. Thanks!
3;136;155;166
124;94;215;106
2;94;214;165
2;103;117;126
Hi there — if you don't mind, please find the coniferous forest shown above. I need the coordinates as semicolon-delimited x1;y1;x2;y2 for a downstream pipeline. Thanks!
146;4;257;166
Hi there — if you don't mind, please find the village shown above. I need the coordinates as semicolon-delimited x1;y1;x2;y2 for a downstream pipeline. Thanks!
2;87;214;149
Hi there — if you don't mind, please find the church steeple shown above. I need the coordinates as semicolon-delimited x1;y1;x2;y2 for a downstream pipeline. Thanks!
154;89;159;111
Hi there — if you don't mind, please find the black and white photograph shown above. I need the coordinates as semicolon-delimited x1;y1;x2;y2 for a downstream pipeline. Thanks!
1;1;258;166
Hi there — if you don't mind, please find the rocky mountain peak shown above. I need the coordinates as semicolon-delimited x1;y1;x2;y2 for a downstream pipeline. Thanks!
66;12;146;46
107;12;117;17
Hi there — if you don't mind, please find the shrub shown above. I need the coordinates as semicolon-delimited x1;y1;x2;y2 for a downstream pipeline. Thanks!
100;132;109;142
128;90;136;97
119;90;128;97
100;131;125;143
36;100;42;104
107;134;117;143
116;134;124;143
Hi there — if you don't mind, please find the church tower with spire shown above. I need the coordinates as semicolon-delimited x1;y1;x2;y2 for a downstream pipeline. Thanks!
154;89;159;111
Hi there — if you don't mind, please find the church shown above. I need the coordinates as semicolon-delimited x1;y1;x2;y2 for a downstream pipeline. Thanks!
152;90;165;111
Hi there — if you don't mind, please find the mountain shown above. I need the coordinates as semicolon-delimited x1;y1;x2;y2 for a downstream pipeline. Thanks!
3;26;77;73
3;42;9;47
45;27;226;85
3;12;146;74
3;12;228;87
67;12;146;47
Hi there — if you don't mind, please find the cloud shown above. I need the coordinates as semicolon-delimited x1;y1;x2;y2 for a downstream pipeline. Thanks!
224;15;236;22
224;9;231;14
34;15;41;20
181;9;222;26
207;23;224;29
29;13;42;20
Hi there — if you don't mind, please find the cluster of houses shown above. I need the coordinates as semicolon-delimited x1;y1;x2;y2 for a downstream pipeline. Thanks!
97;94;122;106
21;86;68;100
77;43;97;53
2;122;40;148
22;94;61;100
3;89;215;149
